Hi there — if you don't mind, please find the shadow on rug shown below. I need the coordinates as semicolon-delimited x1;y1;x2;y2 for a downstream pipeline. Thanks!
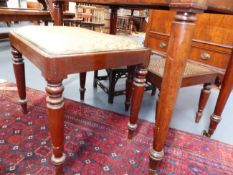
0;82;232;175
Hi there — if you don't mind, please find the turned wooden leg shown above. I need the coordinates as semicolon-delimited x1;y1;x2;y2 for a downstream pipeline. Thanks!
46;82;65;175
79;72;86;101
149;10;200;172
93;71;98;88
128;66;147;138
125;66;135;111
195;83;211;123
12;47;28;114
203;53;233;137
155;91;160;117
108;70;116;104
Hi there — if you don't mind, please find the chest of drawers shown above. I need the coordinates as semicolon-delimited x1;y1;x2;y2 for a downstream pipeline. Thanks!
145;10;233;73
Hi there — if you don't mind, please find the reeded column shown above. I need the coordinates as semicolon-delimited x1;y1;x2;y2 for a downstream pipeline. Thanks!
128;66;147;138
203;52;233;137
12;47;27;114
195;83;211;123
149;2;207;171
46;82;65;175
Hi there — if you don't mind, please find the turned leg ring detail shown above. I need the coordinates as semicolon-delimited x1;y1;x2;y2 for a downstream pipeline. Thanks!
149;148;164;161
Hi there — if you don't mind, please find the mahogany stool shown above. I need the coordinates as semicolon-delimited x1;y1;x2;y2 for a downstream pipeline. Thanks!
9;25;150;174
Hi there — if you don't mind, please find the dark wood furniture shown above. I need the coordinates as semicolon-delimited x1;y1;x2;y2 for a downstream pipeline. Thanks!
135;10;233;124
52;0;233;173
0;7;74;22
94;68;155;104
0;7;75;40
92;9;148;104
12;0;233;174
10;26;150;174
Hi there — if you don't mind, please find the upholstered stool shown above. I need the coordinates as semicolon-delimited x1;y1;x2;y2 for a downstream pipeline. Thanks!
9;25;150;174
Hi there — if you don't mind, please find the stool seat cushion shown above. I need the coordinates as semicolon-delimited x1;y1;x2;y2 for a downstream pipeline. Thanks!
13;26;145;55
148;58;214;78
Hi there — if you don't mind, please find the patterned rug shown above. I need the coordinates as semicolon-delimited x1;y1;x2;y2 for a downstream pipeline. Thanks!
0;82;233;175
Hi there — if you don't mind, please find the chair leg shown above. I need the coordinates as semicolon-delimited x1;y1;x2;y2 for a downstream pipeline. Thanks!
125;66;135;111
128;67;147;138
108;70;116;104
155;91;160;117
149;11;198;173
151;86;156;96
46;82;65;175
93;70;98;88
12;47;28;114
79;72;86;101
195;83;211;123
203;53;233;137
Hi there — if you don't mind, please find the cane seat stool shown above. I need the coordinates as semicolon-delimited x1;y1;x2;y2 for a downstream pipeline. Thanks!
126;56;220;131
9;25;150;174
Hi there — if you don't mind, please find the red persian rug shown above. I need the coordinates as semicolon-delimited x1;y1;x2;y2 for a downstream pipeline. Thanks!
0;82;233;175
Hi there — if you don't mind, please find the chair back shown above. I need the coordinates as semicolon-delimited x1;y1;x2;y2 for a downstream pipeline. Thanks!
45;0;55;20
76;3;105;24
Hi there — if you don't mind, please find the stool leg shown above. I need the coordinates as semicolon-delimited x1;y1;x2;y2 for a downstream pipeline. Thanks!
108;70;116;104
12;47;27;114
93;71;98;88
203;53;233;137
79;72;86;101
125;66;135;111
46;82;65;174
195;83;211;123
128;67;147;138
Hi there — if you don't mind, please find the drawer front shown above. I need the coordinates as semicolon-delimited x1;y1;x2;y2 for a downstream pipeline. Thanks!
189;47;230;69
146;35;168;56
146;33;231;69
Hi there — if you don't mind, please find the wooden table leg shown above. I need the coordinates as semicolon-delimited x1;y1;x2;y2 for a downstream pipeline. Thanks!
149;10;201;172
46;82;65;175
195;83;211;123
128;66;147;138
79;72;86;101
12;47;28;114
203;52;233;137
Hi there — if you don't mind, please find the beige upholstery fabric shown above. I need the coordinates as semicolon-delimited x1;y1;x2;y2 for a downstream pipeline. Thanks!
14;26;144;55
148;58;214;77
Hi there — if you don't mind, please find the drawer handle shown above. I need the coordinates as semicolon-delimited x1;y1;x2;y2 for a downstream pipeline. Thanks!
159;42;167;49
200;53;211;60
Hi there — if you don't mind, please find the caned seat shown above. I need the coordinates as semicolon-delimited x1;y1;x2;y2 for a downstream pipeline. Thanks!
9;25;150;174
146;58;219;90
125;56;220;125
148;58;215;78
